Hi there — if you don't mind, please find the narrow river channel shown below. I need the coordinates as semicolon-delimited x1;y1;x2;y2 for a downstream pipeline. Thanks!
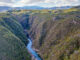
27;38;42;60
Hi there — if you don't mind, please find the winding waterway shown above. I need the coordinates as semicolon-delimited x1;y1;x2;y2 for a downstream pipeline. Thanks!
27;38;42;60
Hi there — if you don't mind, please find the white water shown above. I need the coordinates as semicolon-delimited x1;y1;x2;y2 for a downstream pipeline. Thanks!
27;38;41;60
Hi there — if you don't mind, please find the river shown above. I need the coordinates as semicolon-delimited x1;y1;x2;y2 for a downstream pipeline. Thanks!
27;38;42;60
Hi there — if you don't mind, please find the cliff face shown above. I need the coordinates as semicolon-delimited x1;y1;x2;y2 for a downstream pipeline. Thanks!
0;13;31;60
17;9;80;60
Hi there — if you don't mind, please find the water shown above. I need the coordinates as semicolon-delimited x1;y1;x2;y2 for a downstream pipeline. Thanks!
27;38;41;60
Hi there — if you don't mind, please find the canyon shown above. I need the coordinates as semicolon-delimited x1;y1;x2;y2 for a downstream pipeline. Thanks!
0;6;80;60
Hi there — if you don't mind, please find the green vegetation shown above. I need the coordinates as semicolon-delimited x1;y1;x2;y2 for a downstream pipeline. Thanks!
13;7;80;60
0;13;31;60
0;6;80;60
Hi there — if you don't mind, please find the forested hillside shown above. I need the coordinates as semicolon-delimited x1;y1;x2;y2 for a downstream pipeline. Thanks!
0;13;31;60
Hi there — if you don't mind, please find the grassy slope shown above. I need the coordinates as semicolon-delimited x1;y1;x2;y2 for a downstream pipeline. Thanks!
0;13;31;60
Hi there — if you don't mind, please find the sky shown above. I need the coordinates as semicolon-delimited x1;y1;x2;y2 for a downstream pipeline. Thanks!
0;0;80;7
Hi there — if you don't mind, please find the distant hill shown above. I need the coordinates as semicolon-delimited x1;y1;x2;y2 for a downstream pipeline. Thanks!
15;6;72;10
50;6;72;9
74;6;80;9
0;6;72;12
0;6;12;12
15;6;46;10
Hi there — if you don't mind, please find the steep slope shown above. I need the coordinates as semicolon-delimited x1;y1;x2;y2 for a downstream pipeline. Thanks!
14;8;80;60
0;13;31;60
6;7;80;60
28;9;80;60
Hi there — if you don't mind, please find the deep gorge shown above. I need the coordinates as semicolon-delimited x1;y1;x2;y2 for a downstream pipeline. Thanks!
13;8;80;60
0;7;80;60
18;9;80;60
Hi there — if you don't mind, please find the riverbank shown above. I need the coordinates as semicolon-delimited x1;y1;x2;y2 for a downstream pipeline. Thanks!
27;38;42;60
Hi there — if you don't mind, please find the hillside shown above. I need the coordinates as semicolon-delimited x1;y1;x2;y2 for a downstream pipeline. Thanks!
29;8;80;60
9;7;80;60
0;13;31;60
